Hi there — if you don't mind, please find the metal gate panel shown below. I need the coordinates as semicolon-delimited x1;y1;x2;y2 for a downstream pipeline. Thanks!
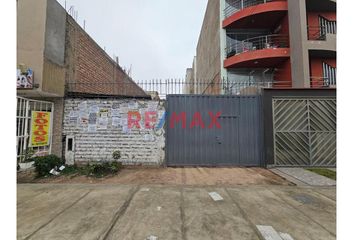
166;95;262;166
16;97;54;163
273;98;336;167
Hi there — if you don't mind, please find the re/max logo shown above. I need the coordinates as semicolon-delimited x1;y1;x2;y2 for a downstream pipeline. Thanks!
127;111;222;129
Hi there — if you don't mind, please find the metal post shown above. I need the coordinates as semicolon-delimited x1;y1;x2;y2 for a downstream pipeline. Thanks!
49;102;54;155
22;100;30;162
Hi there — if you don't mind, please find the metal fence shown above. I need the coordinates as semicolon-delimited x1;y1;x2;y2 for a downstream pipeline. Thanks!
273;97;336;167
65;77;336;100
17;97;54;163
135;79;291;99
226;34;289;58
65;79;296;99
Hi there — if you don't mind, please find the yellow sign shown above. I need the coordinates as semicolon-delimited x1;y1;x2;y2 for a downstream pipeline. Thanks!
30;111;51;147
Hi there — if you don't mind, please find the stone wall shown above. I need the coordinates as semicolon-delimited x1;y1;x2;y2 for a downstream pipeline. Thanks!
63;98;166;166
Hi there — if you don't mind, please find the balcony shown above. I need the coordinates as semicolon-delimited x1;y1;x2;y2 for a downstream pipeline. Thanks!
225;0;275;18
223;0;287;29
224;34;290;68
310;77;336;88
308;24;336;41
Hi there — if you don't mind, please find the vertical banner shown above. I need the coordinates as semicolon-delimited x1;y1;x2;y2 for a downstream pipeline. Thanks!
30;111;52;147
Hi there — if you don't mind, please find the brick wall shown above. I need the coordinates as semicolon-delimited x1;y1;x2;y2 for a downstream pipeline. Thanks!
63;98;166;165
65;16;147;97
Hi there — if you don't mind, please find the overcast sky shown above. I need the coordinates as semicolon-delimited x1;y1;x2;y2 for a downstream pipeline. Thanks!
57;0;208;81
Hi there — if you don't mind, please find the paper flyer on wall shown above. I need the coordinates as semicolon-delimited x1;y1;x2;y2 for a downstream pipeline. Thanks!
97;117;108;129
88;124;97;133
89;105;99;113
112;117;121;127
89;113;97;124
78;101;87;111
99;108;109;118
111;108;120;117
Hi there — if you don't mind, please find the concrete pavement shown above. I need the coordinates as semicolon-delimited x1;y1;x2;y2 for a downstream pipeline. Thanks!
17;184;336;240
271;168;336;186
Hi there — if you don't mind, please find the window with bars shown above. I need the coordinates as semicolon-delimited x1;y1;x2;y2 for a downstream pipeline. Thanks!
322;62;336;86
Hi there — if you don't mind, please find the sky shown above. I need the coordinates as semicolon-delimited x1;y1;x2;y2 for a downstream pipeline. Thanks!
57;0;208;81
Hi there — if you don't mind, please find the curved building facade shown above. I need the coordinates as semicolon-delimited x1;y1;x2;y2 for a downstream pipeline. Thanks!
189;0;336;94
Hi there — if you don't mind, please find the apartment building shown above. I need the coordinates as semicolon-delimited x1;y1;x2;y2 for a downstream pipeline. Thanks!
189;0;336;94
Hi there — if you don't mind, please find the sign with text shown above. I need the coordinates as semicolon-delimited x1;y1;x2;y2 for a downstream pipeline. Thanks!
30;111;51;147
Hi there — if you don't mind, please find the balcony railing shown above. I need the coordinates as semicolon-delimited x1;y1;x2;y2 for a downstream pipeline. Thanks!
224;0;275;18
308;26;336;41
310;77;336;88
226;34;289;58
308;26;327;40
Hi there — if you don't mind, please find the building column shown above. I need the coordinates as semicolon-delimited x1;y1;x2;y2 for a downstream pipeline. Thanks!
288;0;310;88
219;0;227;94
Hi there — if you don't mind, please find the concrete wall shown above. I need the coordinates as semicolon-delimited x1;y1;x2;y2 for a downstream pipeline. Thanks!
17;0;47;90
196;0;221;92
288;0;310;88
44;0;66;66
184;68;194;94
63;98;166;165
17;0;66;97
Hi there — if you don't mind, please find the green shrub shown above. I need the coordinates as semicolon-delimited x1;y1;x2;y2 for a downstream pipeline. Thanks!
86;161;123;178
112;150;121;160
33;155;64;177
60;164;79;175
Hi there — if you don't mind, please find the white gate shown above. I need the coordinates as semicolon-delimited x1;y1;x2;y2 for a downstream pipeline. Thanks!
16;97;54;163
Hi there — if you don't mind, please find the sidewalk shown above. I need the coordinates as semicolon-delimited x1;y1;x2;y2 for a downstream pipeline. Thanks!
270;168;336;186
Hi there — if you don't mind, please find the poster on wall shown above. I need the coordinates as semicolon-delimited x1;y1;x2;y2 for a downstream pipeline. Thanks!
69;111;79;124
89;113;97;124
112;117;121;127
97;117;108;130
17;68;34;89
99;108;109;118
30;111;51;147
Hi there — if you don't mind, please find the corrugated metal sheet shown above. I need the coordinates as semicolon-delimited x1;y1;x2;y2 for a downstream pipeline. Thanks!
166;95;263;166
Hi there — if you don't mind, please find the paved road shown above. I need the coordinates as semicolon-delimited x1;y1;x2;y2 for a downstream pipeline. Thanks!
17;184;336;240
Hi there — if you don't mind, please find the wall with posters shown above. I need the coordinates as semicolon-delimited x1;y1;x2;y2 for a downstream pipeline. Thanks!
63;98;166;165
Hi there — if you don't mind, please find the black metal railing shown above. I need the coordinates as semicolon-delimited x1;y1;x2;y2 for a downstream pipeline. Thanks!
66;79;294;99
226;34;289;58
224;0;275;18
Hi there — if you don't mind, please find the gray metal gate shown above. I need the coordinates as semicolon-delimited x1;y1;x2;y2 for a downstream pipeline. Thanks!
273;98;336;167
166;95;263;166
